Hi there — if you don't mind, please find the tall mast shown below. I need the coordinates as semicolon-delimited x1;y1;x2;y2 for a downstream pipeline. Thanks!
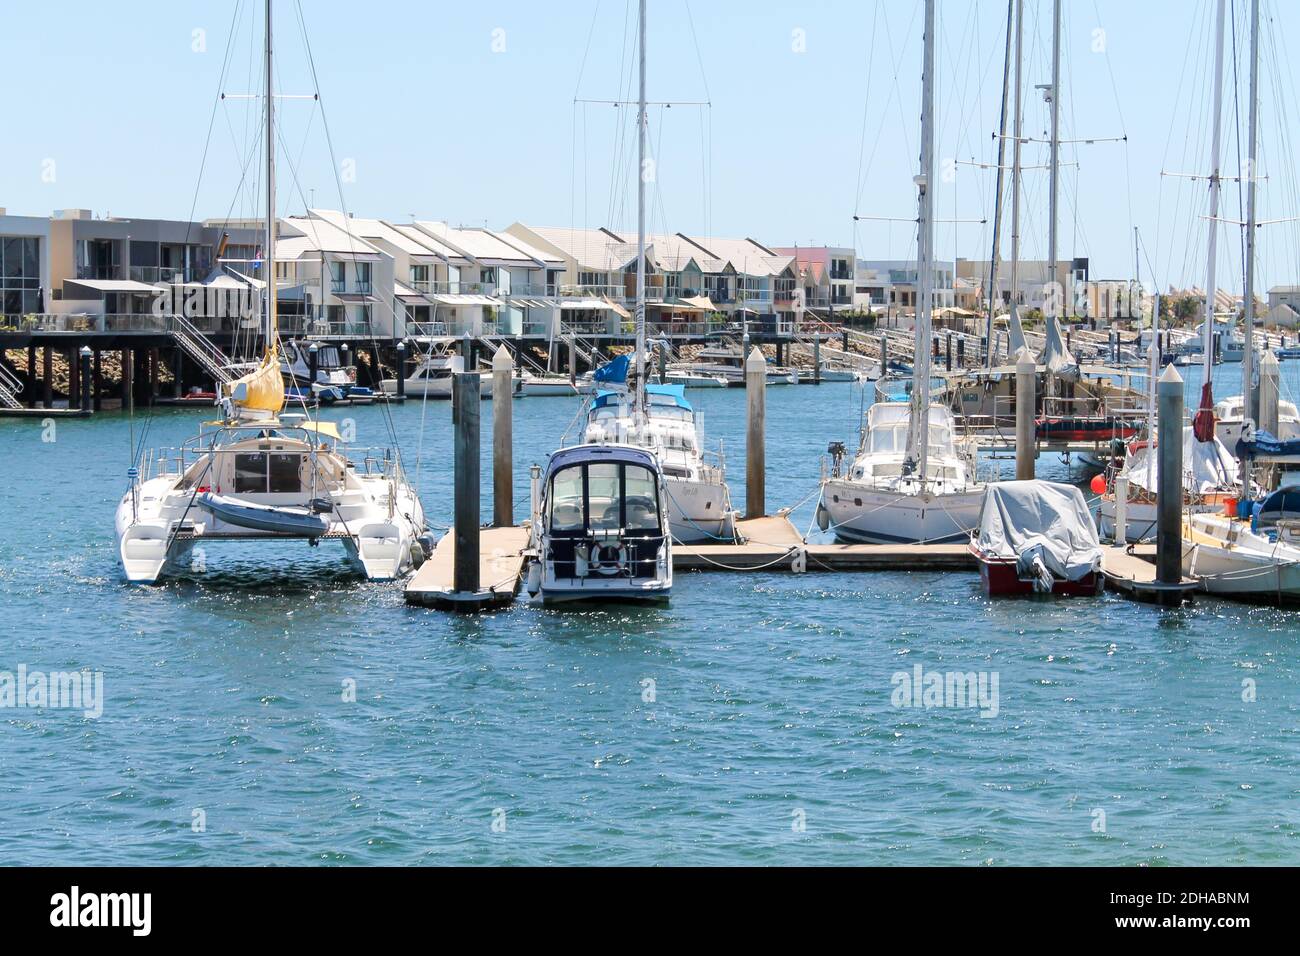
1241;0;1260;492
985;0;1015;368
1008;0;1025;352
264;0;277;348
634;0;647;420
1201;0;1227;387
1047;0;1061;318
905;0;937;482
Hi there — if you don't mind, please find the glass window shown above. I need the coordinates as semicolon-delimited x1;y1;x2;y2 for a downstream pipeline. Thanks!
268;453;302;493
234;453;267;493
624;465;659;530
587;462;620;530
549;466;585;532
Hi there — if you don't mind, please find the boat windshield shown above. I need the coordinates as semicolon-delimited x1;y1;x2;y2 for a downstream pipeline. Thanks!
548;461;661;534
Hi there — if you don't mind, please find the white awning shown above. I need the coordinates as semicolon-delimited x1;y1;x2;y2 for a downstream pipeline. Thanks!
65;279;161;294
430;293;503;306
395;282;428;302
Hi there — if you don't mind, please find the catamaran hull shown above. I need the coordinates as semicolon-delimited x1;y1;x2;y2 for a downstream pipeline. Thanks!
821;481;984;544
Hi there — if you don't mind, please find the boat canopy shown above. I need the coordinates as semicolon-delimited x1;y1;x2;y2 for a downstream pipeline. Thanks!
546;443;661;479
592;383;693;414
976;480;1102;582
1122;426;1238;494
1237;428;1300;459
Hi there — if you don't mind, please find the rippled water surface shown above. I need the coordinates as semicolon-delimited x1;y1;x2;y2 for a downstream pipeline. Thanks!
2;366;1298;865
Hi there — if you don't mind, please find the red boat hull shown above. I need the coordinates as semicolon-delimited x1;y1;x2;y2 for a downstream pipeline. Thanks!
970;544;1103;597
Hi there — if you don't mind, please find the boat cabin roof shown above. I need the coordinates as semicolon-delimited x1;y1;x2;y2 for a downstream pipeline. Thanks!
547;443;661;477
593;383;692;413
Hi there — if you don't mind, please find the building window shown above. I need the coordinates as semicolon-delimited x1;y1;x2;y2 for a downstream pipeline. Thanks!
355;261;372;293
1;236;42;317
480;267;497;285
578;271;605;288
330;260;346;292
410;264;429;287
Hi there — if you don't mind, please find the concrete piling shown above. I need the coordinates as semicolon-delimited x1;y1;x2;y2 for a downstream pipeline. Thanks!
395;342;406;399
813;333;821;385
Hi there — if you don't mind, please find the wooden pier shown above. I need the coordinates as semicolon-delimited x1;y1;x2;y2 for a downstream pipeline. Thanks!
404;525;529;610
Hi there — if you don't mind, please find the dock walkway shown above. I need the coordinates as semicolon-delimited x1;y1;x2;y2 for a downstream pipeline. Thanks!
1099;544;1199;602
404;525;530;610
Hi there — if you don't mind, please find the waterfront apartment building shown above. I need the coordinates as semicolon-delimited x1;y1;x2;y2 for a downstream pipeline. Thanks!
772;246;856;314
506;223;801;335
0;209;50;319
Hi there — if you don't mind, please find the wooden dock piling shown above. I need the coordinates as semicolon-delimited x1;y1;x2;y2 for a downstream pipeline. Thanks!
1015;346;1036;480
1156;363;1184;601
492;345;513;528
453;371;480;596
745;346;766;519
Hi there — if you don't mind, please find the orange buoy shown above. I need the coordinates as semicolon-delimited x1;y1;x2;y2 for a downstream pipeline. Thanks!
1089;474;1107;495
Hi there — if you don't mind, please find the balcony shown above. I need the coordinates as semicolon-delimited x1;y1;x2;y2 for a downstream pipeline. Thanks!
76;264;121;281
128;265;197;284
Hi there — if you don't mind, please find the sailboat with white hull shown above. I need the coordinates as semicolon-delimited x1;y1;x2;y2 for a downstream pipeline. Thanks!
818;0;984;545
115;0;428;584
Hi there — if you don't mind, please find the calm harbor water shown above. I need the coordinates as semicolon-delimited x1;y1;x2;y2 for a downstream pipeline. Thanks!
1;362;1298;865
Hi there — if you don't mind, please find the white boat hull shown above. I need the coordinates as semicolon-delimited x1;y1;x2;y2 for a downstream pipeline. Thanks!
663;475;736;543
822;480;984;544
381;375;493;398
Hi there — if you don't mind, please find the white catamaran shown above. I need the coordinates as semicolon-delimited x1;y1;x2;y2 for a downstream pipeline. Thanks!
819;0;984;545
115;0;428;584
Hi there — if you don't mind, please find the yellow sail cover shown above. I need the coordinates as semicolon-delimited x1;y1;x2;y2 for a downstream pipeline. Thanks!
221;344;284;414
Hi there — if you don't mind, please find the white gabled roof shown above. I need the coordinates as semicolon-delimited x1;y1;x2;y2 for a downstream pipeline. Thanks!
310;209;443;261
276;215;383;260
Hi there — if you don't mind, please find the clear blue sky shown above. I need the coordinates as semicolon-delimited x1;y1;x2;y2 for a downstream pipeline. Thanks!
3;0;1299;292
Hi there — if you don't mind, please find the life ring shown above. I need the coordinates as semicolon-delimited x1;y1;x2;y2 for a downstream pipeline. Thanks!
589;544;626;576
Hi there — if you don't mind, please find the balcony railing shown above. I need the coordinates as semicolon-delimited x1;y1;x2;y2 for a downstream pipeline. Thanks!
75;265;121;281
129;266;200;284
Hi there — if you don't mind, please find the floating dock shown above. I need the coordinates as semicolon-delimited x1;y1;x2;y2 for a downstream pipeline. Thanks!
404;518;1196;610
675;515;973;572
404;525;530;610
1098;543;1199;603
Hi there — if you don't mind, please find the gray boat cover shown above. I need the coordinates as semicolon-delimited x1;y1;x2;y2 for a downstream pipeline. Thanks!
976;480;1102;583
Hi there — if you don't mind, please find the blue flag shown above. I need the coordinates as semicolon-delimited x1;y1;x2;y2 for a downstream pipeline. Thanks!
593;353;630;384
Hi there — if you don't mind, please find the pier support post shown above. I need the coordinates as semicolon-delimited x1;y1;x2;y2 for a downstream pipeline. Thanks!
67;348;79;408
813;333;821;385
1015;346;1036;480
1259;349;1280;437
568;336;577;385
79;346;92;413
120;349;132;408
394;342;406;399
173;348;184;398
945;333;952;371
42;347;52;408
745;346;766;519
308;342;319;389
880;333;888;378
492;345;514;528
92;351;102;411
658;342;667;383
148;347;159;406
25;345;36;408
957;338;965;366
453;371;481;595
1156;364;1184;600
